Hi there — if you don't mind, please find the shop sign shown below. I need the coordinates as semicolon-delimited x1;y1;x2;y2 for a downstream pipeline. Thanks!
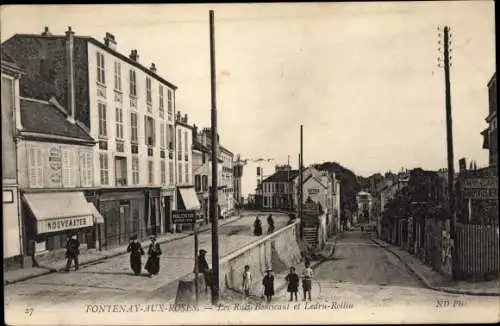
463;188;498;200
308;188;320;195
38;215;93;234
172;210;197;224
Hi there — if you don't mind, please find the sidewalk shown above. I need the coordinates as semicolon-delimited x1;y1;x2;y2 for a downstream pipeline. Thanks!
4;214;243;285
370;235;500;297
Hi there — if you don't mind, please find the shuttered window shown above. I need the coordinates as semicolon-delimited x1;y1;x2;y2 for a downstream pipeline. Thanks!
62;149;76;187
161;159;166;184
132;156;139;185
80;152;93;187
100;152;109;185
168;161;174;185
28;146;43;188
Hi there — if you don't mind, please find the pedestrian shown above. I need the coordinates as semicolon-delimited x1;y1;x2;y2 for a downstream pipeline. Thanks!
285;267;299;302
267;214;275;234
242;265;252;296
145;236;162;277
196;249;211;291
262;268;274;302
253;216;262;236
302;262;313;301
127;234;144;276
65;234;80;272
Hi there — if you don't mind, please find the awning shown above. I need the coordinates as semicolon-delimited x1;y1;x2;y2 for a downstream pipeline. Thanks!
23;192;94;234
88;202;104;224
179;187;201;210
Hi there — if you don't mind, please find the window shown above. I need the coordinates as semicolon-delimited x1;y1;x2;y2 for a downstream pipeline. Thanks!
202;175;208;191
144;116;155;146
195;175;201;192
115;157;127;186
130;112;138;143
168;125;174;150
98;102;107;137
115;107;123;139
160;123;165;148
178;163;182;184
177;129;182;160
185;163;189;184
97;52;105;84
132;156;139;185
159;85;164;113
161;159;166;184
62;149;76;187
168;161;174;185
80;152;93;187
146;77;152;103
167;89;173;113
148;160;154;184
114;61;121;91
28;147;43;187
129;69;137;97
100;152;109;185
184;131;189;161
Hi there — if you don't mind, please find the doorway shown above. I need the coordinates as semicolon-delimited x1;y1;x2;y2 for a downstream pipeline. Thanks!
163;196;171;233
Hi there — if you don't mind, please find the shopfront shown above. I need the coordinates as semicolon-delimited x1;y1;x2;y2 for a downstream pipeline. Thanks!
176;186;202;230
22;191;103;258
160;187;175;233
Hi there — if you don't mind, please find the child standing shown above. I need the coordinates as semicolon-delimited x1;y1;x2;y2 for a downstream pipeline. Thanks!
285;267;299;302
262;269;275;302
302;262;313;301
242;265;252;296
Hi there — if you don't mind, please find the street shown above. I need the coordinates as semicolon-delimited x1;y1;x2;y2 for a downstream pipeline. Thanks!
4;212;289;308
273;231;499;312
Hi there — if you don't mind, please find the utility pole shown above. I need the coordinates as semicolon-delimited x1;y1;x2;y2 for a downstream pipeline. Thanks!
299;125;304;239
439;25;458;280
209;9;220;304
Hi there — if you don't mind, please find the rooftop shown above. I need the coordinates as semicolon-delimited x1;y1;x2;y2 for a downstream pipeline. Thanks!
19;97;94;143
262;170;299;183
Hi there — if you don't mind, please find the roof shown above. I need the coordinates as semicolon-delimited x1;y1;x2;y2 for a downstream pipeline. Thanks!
302;175;327;188
487;72;496;88
6;33;177;90
19;97;94;143
262;170;299;183
1;48;24;75
192;141;210;153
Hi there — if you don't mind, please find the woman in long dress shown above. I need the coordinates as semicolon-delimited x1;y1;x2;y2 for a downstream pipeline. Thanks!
145;236;162;277
127;235;144;276
262;269;274;302
254;217;263;236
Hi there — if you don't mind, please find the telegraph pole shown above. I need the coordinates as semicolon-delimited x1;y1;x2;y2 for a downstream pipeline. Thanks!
209;10;220;304
440;25;458;280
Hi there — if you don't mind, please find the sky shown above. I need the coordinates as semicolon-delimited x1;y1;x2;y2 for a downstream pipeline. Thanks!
1;2;496;185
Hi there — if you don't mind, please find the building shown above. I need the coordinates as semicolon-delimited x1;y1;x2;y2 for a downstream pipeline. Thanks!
2;27;179;248
220;146;235;217
232;154;245;206
2;51;25;269
481;72;497;167
356;191;373;223
261;165;299;211
192;129;211;222
16;96;103;261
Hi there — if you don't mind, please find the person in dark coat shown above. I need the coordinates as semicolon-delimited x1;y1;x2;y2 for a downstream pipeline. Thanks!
262;269;275;302
127;234;144;276
267;214;275;234
65;235;80;271
285;267;299;302
196;249;211;291
253;217;262;236
145;236;162;277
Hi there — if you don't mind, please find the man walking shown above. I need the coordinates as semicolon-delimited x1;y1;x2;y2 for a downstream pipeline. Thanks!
65;234;80;272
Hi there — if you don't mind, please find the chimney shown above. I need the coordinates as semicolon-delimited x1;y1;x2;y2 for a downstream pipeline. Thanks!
129;49;139;62
41;26;52;36
65;26;76;123
184;113;188;123
176;111;181;121
150;63;157;73
192;124;198;142
104;32;117;50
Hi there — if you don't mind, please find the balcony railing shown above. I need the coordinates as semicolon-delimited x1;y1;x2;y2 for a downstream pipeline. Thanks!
115;178;127;187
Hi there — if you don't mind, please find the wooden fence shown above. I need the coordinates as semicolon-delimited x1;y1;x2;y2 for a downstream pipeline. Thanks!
455;223;500;280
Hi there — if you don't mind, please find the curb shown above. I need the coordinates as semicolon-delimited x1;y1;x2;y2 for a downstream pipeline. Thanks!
4;215;244;286
369;235;500;297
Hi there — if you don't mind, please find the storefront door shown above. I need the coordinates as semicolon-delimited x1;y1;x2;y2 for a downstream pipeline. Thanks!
163;196;171;233
119;202;130;245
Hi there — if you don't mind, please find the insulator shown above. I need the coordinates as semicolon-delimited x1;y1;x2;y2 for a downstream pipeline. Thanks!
438;48;441;51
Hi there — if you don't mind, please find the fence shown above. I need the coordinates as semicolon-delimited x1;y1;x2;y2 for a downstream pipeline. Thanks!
455;223;500;281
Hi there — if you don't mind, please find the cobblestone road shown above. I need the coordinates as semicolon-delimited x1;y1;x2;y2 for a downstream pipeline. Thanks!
4;213;289;309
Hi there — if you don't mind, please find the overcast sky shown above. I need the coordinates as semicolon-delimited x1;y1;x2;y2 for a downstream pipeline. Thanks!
1;2;495;178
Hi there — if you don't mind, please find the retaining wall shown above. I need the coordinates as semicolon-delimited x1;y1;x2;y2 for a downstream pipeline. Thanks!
219;220;301;296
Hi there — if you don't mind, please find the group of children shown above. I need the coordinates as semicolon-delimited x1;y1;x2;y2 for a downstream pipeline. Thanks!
242;261;314;302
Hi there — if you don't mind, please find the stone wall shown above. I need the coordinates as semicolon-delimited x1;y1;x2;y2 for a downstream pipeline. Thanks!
218;220;301;296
